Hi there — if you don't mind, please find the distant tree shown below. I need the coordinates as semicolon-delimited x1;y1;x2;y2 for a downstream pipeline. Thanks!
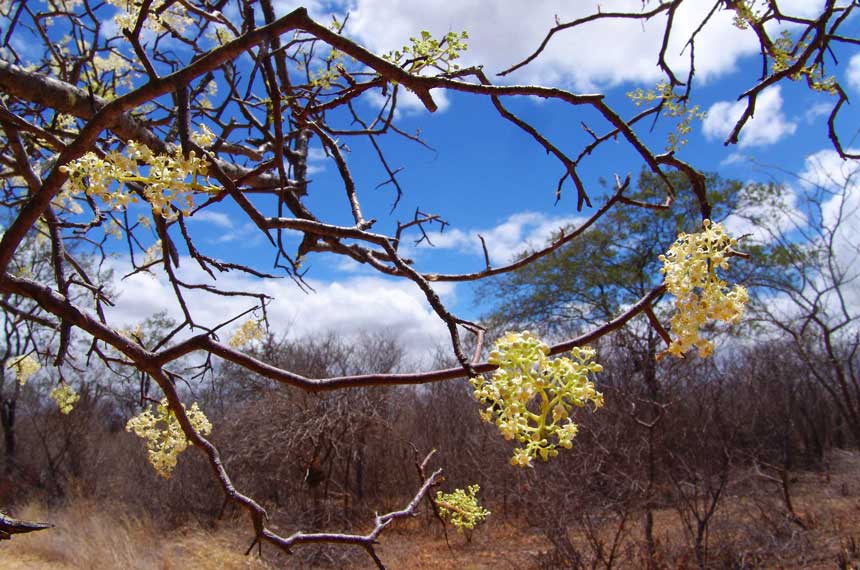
1;232;59;474
739;162;860;446
478;169;744;340
0;0;857;565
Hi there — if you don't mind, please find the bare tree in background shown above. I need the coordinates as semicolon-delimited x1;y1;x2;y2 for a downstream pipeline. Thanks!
741;161;860;446
0;1;858;565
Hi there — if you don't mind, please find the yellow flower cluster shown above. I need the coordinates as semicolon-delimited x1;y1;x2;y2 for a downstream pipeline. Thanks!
60;134;219;219
627;81;705;151
383;30;469;74
434;484;490;532
659;220;748;358
228;319;265;348
729;0;760;30
126;398;212;478
471;332;604;468
92;51;130;76
90;51;135;97
118;324;144;343
142;239;162;267
50;383;80;414
108;0;195;34
728;5;837;94
190;124;216;147
6;355;40;385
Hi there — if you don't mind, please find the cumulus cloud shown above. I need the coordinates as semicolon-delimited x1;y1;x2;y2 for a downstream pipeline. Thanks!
271;0;772;92
362;87;451;117
752;149;860;320
804;102;833;124
803;151;860;319
724;149;859;249
720;152;749;167
416;211;583;265
799;148;860;190
188;211;234;229
845;53;860;92
702;86;797;147
307;146;330;175
769;0;841;18
104;259;456;359
798;150;860;265
723;184;806;244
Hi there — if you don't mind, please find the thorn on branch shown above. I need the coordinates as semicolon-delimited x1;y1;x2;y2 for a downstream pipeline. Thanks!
0;512;53;540
478;234;491;271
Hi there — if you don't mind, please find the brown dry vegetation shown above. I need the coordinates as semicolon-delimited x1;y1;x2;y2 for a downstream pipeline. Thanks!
0;500;273;570
3;333;860;569
3;451;859;570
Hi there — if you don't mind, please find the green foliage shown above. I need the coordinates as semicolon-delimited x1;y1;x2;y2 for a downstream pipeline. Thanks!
478;170;743;337
729;0;761;30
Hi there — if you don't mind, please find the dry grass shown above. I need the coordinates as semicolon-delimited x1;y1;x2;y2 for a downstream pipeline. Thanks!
0;500;274;570
2;452;859;570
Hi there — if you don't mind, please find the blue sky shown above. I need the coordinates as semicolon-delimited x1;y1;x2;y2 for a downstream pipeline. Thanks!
22;0;857;356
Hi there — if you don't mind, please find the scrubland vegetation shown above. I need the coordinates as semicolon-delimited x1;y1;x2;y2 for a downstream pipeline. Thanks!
3;332;860;569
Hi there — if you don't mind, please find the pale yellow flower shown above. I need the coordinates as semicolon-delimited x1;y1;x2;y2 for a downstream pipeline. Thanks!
660;220;747;358
126;398;213;478
50;384;80;414
6;355;40;385
191;124;216;147
435;485;490;531
229;319;265;348
59;131;218;221
471;331;603;467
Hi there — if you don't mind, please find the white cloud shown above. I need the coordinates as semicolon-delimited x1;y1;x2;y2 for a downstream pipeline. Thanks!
723;183;807;244
347;0;757;90
769;0;834;18
189;211;233;229
104;258;456;360
804;102;832;124
757;149;860;321
702;86;797;147
807;152;860;320
271;0;775;91
417;211;583;265
725;149;859;251
720;152;749;167
306;146;329;175
799;150;860;265
799;148;860;191
363;87;451;117
845;53;860;92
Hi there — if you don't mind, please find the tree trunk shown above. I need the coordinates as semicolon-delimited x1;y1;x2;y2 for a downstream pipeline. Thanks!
1;399;16;474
